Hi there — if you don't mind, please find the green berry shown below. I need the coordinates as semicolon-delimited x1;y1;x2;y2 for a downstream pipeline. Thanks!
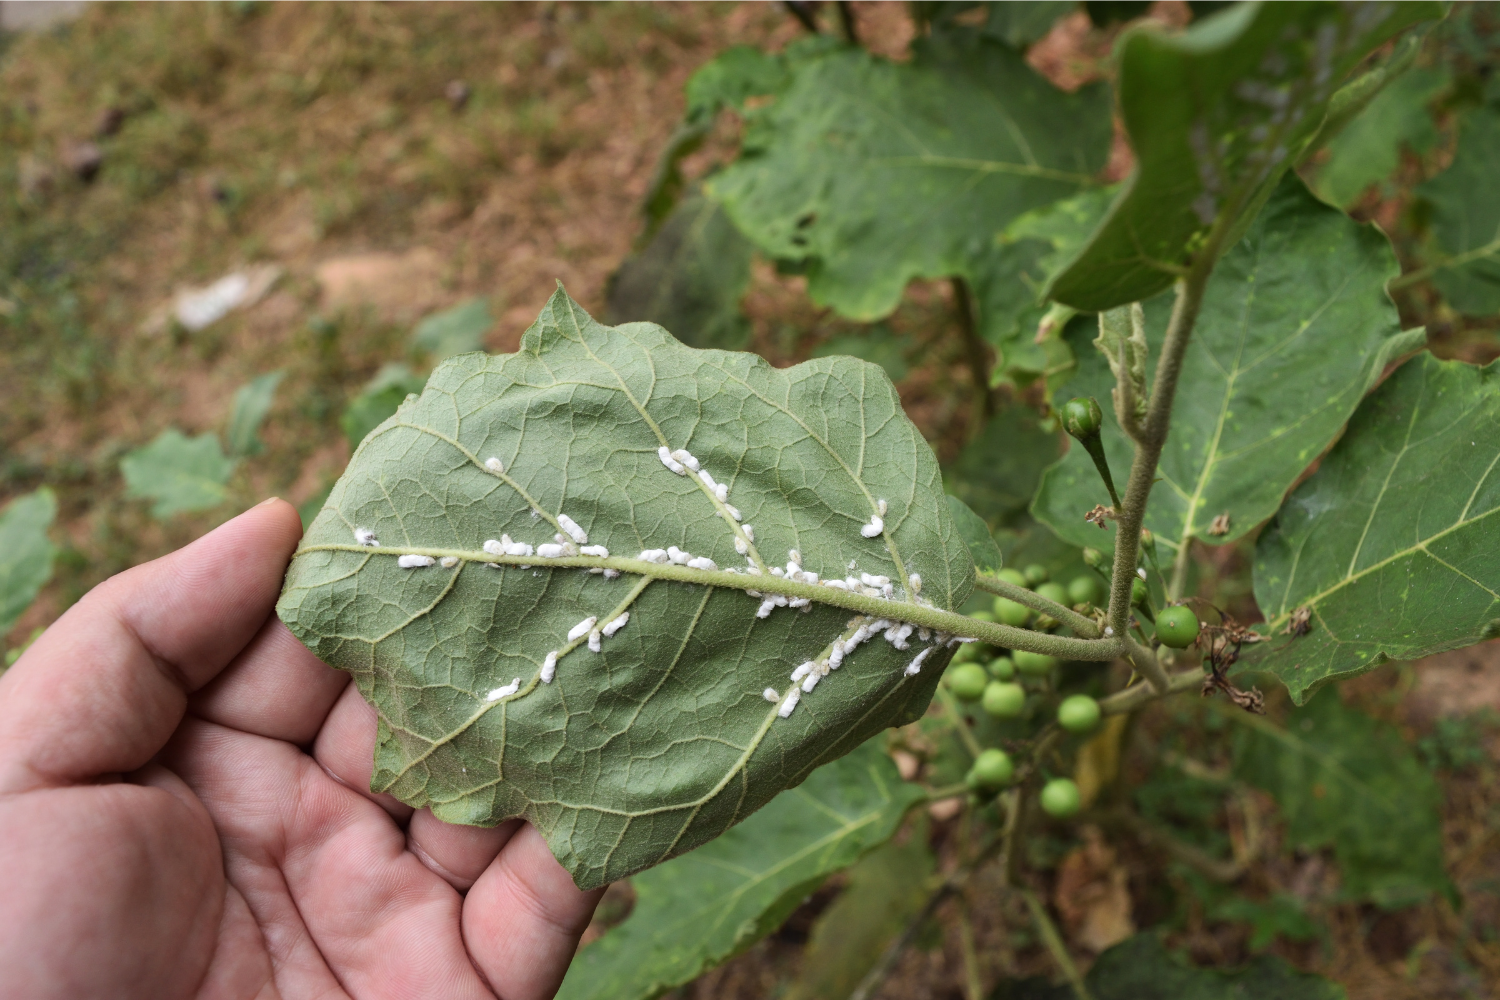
1155;605;1201;649
1131;576;1149;606
998;568;1028;589
1061;396;1103;438
948;662;989;701
967;748;1015;788
1057;694;1101;733
951;642;981;663
988;656;1015;680
1013;650;1057;676
968;609;995;623
982;680;1026;718
1040;778;1082;818
1082;547;1106;569
993;597;1032;627
1023;564;1049;586
1067;574;1100;606
1036;582;1069;607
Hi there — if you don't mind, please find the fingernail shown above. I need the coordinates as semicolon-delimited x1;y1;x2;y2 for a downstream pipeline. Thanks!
256;496;282;507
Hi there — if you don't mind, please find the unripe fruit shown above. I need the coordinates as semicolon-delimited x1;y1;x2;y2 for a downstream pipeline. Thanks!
1036;582;1069;607
1061;396;1104;438
993;597;1032;627
952;641;982;663
982;680;1026;718
1155;605;1201;648
949;662;989;701
988;656;1015;680
1057;694;1101;733
967;748;1015;788
1067;574;1100;606
1013;650;1057;676
998;568;1028;589
1131;576;1149;606
1023;564;1049;586
1082;547;1106;569
1040;777;1081;818
968;609;995;623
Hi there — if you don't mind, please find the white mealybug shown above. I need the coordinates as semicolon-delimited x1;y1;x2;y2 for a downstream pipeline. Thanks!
485;456;504;474
588;628;602;653
440;556;459;568
667;546;691;565
801;672;821;693
756;598;777;618
354;527;379;547
603;568;621;579
485;678;521;702
1104;626;1115;636
787;597;811;609
791;661;815;682
672;449;700;472
602;612;629;637
537;543;565;559
877;498;888;517
801;571;819;585
506;539;534;557
567;616;598;642
735;537;749;555
742;524;755;542
904;646;933;676
1137;567;1147;580
698;469;717;490
485;562;501;569
909;573;922;594
484;539;504;556
763;687;781;703
557;514;588;545
580;544;609;557
658;446;687;475
638;548;668;563
540;650;559;684
918;627;931;641
770;567;784;577
714;483;728;502
788;549;802;566
778;689;801;718
828;644;845;670
824;578;848;590
725;504;742;521
397;554;436;568
860;516;884;538
687;556;718;571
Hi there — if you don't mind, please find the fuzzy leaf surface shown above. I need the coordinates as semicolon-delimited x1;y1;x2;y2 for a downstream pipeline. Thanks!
1248;353;1500;700
1033;175;1421;558
0;488;56;637
556;739;921;1000
709;29;1110;324
1047;0;1442;311
277;288;973;888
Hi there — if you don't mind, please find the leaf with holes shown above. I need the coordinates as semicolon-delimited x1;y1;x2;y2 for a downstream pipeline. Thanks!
1046;1;1442;311
1032;174;1422;560
277;287;975;888
1247;352;1500;701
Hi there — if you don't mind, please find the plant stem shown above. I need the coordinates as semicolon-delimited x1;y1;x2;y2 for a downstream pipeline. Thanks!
1168;533;1194;603
937;686;985;759
958;900;985;1000
1080;435;1123;509
951;277;995;422
1098;666;1202;716
1022;890;1093;1000
925;782;971;802
974;573;1102;637
835;0;859;43
1121;634;1170;693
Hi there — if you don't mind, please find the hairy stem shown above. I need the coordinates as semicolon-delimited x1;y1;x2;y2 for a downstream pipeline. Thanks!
951;277;995;422
1080;435;1123;509
1121;634;1171;693
1098;666;1203;716
974;573;1102;637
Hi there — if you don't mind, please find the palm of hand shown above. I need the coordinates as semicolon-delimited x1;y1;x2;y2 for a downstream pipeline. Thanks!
0;501;601;1000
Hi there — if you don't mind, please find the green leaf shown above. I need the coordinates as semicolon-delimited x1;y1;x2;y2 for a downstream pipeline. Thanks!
785;823;933;1000
278;287;973;888
810;326;912;384
1415;106;1500;315
0;488;56;638
1313;66;1447;207
684;45;791;122
225;370;285;458
1248;352;1500;700
947;495;1003;576
1230;694;1451;908
1210;894;1322;951
708;30;1111;323
340;362;428;449
605;192;753;351
556;739;922;1000
121;428;234;519
992;932;1346;999
411;297;491;362
1032;174;1423;557
1047;1;1443;311
946;398;1062;526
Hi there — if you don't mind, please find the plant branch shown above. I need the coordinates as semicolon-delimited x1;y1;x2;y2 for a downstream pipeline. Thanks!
1121;634;1170;694
835;0;859;44
1098;666;1203;717
937;686;985;759
1022;890;1093;1000
782;1;820;34
951;277;995;422
958;901;984;1000
1167;533;1194;603
974;573;1102;637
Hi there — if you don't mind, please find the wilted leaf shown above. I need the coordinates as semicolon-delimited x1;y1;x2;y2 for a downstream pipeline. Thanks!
1313;66;1447;207
225;369;284;458
947;495;1003;576
1033;175;1423;556
0;489;56;637
1231;693;1451;909
709;28;1110;325
411;297;491;362
992;932;1347;999
278;288;973;888
1415;106;1500;315
340;362;427;449
1047;1;1442;311
1249;353;1500;699
558;739;923;1000
121;428;234;519
605;192;753;350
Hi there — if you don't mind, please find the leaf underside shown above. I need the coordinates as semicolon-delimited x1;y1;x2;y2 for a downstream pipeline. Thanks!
1247;352;1500;702
1033;174;1420;559
556;739;921;1000
277;287;972;888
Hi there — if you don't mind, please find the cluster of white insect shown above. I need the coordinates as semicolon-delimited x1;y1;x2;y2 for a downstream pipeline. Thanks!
859;498;889;538
485;678;521;702
354;527;379;547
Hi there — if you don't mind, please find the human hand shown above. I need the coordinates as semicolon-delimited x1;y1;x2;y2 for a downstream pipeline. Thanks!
0;498;603;999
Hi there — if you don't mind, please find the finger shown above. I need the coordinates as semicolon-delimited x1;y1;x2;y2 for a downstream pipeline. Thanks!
0;497;302;793
314;682;414;822
192;615;349;746
463;824;605;1000
409;812;523;892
